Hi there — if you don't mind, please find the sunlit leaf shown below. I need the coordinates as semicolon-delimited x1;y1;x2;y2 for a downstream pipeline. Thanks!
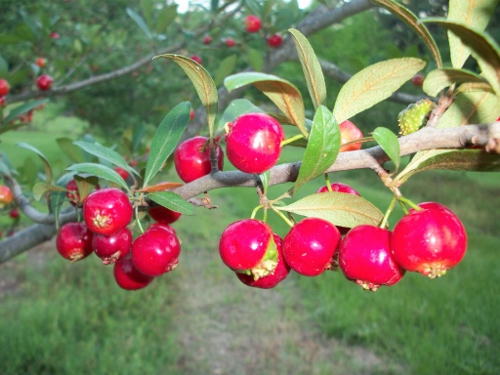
423;68;490;97
333;58;425;123
148;191;194;215
289;28;326;109
277;192;384;228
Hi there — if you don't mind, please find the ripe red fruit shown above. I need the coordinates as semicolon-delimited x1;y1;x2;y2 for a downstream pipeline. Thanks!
83;187;133;236
0;185;13;207
0;96;6;108
219;219;276;273
267;33;283;48
114;166;129;180
35;57;47;68
131;226;181;277
225;113;285;174
283;217;341;277
339;120;363;152
148;205;181;225
225;38;235;47
56;222;94;262
148;222;177;236
235;234;290;289
203;35;212;44
174;136;224;182
339;225;405;291
65;178;100;207
190;55;203;65
0;79;10;96
411;73;424;86
114;257;154;291
9;208;19;219
50;31;60;39
189;108;195;120
244;15;262;33
93;227;133;265
37;75;53;91
392;203;467;278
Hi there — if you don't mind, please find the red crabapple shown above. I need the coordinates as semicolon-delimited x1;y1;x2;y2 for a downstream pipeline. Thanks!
56;222;94;262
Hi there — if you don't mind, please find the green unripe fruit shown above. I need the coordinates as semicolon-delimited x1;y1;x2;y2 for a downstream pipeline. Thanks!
398;99;435;136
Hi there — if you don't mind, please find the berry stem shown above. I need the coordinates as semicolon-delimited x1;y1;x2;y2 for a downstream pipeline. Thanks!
250;204;264;220
324;173;333;192
135;206;145;233
271;205;294;228
398;196;421;211
380;196;397;229
280;134;305;147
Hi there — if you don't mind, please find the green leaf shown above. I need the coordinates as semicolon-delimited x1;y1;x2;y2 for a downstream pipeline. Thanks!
437;90;499;128
423;68;490;97
277;192;384;228
66;163;129;192
140;0;153;29
371;0;442;68
148;191;194;215
143;102;190;187
126;7;152;39
73;141;138;176
395;149;500;185
155;5;177;35
0;55;8;72
224;72;307;137
217;99;265;134
333;58;426;123
372;127;401;171
132;122;145;153
214;54;237;86
74;175;100;202
294;106;339;195
447;0;499;69
19;156;37;186
2;99;49;126
289;28;326;109
50;191;66;230
154;54;218;138
32;181;52;201
259;171;271;196
424;19;500;96
56;138;85;163
16;142;52;184
247;48;264;72
0;162;11;177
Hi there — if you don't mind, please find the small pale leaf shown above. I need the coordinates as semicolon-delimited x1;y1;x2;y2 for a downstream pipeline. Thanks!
372;127;401;171
74;175;100;202
148;191;194;215
32;182;52;201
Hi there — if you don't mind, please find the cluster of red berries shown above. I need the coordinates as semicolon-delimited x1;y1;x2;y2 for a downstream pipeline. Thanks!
0;185;21;238
56;181;183;291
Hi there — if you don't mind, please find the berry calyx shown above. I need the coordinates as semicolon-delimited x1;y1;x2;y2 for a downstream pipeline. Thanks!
219;219;278;277
93;227;133;265
339;120;363;152
148;205;181;225
56;222;94;262
244;15;262;33
282;217;341;277
114;257;154;291
267;33;283;48
225;113;284;174
190;55;203;65
339;225;405;291
0;185;14;207
37;74;53;91
83;187;133;236
392;202;467;278
174;136;224;182
131;225;181;277
0;79;10;96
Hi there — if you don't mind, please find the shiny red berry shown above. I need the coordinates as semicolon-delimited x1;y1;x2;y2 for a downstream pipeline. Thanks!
35;57;47;68
190;55;203;65
411;73;424;86
339;225;405;291
392;203;467;278
93;227;133;265
131;226;181;277
114;257;154;291
267;33;283;48
225;38;235;47
0;185;13;207
203;35;212;44
225;113;284;174
283;218;341;277
50;31;60;39
56;222;94;262
148;222;177;236
114;167;129;180
244;15;262;33
9;208;19;219
148;205;181;225
174;136;224;182
37;74;53;91
236;234;290;289
83;187;133;236
0;79;10;96
339;120;363;152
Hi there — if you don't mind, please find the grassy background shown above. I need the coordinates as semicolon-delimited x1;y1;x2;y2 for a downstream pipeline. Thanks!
0;107;499;374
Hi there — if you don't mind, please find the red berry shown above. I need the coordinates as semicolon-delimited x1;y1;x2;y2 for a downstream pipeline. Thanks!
0;79;10;96
225;38;235;47
148;205;181;225
37;75;53;91
189;108;195;120
392;203;467;278
0;96;6;108
190;55;203;65
225;113;284;174
283;217;341;277
9;208;19;219
219;219;275;272
66;178;100;207
174;136;224;182
93;227;133;265
339;225;405;291
148;222;177;236
0;185;13;206
114;257;154;291
83;187;133;236
132;226;181;277
50;31;60;39
35;57;47;68
244;15;262;33
411;73;424;86
236;234;290;289
114;166;129;180
267;33;283;48
56;222;94;262
339;120;363;152
203;35;212;44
